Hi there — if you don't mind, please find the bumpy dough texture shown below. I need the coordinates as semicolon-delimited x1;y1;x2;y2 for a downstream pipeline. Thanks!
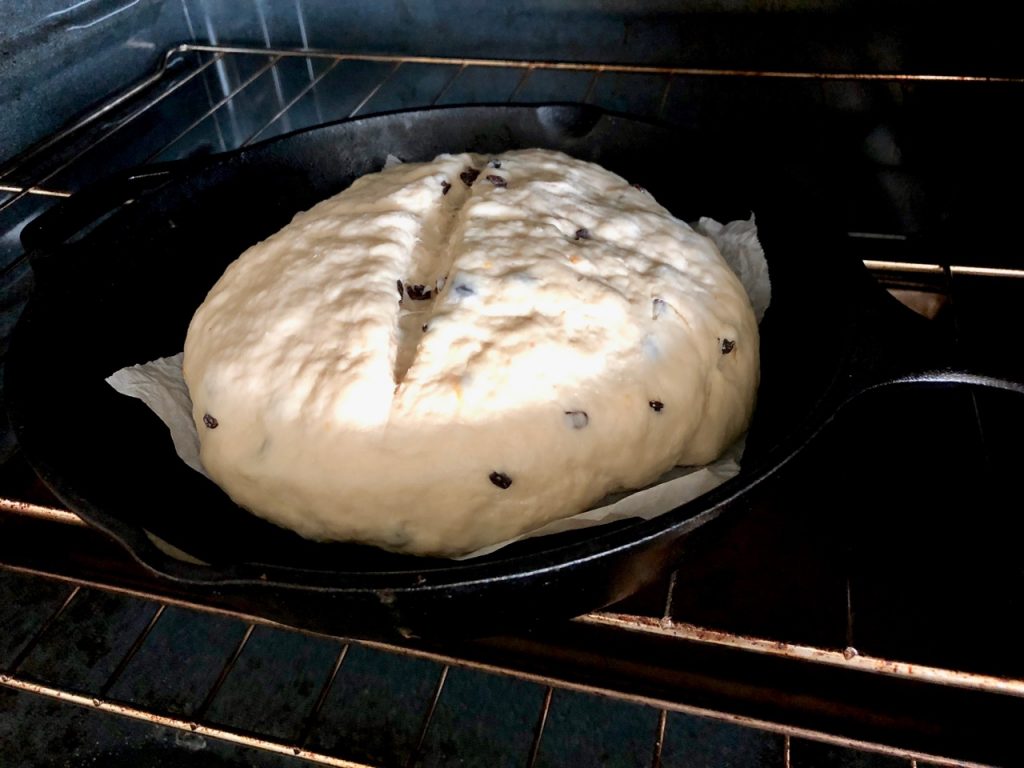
183;149;759;556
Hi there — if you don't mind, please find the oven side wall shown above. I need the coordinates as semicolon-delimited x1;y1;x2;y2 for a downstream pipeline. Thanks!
0;0;193;164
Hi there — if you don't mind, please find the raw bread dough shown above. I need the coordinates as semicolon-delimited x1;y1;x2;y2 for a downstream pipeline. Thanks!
182;149;759;556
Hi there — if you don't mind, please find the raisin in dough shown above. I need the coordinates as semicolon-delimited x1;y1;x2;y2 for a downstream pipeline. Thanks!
183;149;759;556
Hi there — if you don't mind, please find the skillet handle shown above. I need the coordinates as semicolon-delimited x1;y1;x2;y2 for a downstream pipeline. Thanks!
844;282;1024;402
20;166;180;253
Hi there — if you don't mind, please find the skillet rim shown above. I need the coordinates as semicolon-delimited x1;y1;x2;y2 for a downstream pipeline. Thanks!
6;103;865;593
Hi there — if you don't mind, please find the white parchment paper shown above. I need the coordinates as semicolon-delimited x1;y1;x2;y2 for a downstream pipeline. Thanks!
107;215;769;561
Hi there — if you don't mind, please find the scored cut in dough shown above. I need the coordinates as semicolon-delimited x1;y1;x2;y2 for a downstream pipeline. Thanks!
182;149;759;557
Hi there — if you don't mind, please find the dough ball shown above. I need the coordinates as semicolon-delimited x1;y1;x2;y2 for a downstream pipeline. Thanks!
183;149;759;556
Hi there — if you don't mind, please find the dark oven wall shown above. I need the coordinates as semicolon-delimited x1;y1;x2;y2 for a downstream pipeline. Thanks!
0;0;190;166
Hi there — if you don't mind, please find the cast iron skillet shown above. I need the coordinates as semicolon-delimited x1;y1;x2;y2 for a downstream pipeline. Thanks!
6;105;1023;640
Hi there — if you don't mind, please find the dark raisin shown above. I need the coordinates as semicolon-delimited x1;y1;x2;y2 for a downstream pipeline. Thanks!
721;338;736;354
652;298;667;318
489;159;502;169
565;410;589;429
486;174;507;188
649;400;664;412
203;414;219;429
574;228;591;240
441;180;451;195
421;323;429;332
454;283;475;297
460;167;480;186
406;284;432;301
396;279;404;298
489;471;513;489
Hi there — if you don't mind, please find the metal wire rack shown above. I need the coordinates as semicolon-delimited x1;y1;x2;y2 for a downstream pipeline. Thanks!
2;43;1023;279
3;44;1024;767
0;563;1000;768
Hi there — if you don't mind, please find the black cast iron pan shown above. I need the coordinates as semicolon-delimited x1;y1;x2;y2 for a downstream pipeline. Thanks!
6;105;1023;640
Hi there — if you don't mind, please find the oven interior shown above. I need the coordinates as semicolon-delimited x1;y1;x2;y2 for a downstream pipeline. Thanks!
2;3;1024;766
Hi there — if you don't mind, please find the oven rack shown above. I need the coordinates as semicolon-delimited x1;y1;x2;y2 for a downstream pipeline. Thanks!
3;44;1024;767
2;44;1024;281
0;541;1008;768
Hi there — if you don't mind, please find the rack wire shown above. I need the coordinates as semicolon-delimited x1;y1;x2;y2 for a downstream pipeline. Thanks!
2;44;1024;279
3;475;1024;766
2;44;1024;290
0;568;986;768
